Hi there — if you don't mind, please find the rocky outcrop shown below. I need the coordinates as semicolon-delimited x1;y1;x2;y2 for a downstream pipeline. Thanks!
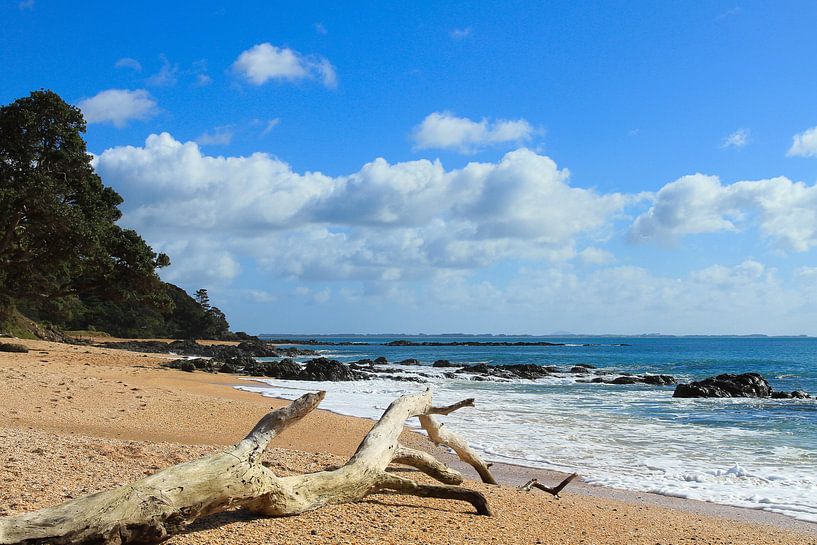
300;358;369;381
432;359;457;367
672;373;803;398
771;390;811;399
456;363;551;380
397;358;421;366
98;339;318;359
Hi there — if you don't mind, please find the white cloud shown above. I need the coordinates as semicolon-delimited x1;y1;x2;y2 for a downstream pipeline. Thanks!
629;173;817;251
416;258;815;335
192;60;212;86
578;247;615;265
412;112;535;153
721;128;750;148
146;55;178;87
78;89;158;128
196;126;234;146
91;134;817;333
232;43;337;88
93;134;626;285
787;126;817;157
450;27;472;39
114;57;142;72
195;73;213;86
260;118;280;136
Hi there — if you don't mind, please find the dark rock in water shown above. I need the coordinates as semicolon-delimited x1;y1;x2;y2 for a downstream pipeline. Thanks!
266;359;303;379
502;364;551;379
443;372;458;379
386;374;427;383
673;373;772;398
301;358;366;381
397;358;421;366
386;339;412;346
374;356;388;365
771;390;812;399
457;363;491;374
573;363;597;370
543;366;561;373
570;366;591;374
610;376;642;385
432;359;457;367
456;363;550;380
642;374;676;386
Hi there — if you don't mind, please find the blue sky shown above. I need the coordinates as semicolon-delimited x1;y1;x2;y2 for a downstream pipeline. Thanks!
3;1;817;334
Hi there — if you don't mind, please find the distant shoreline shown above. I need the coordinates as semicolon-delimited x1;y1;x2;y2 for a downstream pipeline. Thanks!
260;333;815;339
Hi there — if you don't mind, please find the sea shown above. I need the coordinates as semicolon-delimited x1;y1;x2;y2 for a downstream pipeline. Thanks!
237;335;817;523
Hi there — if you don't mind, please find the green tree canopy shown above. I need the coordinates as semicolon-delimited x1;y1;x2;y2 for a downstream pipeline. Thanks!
0;90;231;339
0;90;169;306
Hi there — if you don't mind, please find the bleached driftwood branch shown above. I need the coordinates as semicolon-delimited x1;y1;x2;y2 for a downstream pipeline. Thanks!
0;389;494;545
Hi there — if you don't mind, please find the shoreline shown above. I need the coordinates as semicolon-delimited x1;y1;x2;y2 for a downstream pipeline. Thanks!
238;379;817;536
1;337;815;544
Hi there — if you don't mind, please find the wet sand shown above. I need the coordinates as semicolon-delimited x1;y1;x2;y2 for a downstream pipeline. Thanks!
1;338;815;544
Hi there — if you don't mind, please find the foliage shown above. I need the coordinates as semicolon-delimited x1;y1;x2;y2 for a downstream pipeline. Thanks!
0;90;232;339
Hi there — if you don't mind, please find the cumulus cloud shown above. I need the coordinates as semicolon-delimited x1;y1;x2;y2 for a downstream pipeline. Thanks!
77;89;157;128
629;173;817;251
787;126;817;157
232;43;337;88
93;134;626;285
721;128;750;148
412;112;534;153
114;57;142;72
91;134;817;333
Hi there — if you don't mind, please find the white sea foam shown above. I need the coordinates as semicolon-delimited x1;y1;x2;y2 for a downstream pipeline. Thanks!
237;364;817;523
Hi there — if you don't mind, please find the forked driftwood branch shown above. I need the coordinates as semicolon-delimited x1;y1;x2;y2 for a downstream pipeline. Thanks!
0;389;496;545
519;473;578;499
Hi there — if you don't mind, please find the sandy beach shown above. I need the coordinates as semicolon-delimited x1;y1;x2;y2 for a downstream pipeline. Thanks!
1;338;815;545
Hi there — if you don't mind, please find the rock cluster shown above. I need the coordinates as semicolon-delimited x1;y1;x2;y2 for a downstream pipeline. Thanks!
673;373;810;399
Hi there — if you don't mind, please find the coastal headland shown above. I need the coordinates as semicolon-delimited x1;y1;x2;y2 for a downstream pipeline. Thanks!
1;338;815;544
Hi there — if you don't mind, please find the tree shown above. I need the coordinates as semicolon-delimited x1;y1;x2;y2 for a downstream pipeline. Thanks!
0;90;169;326
194;288;210;310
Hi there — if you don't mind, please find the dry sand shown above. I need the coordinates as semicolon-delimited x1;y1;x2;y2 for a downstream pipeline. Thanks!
1;338;815;544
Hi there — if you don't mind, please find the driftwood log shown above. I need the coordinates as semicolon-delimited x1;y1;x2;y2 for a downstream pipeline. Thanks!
0;389;496;545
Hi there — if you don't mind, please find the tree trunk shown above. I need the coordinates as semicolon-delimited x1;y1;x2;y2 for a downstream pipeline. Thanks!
0;389;496;545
